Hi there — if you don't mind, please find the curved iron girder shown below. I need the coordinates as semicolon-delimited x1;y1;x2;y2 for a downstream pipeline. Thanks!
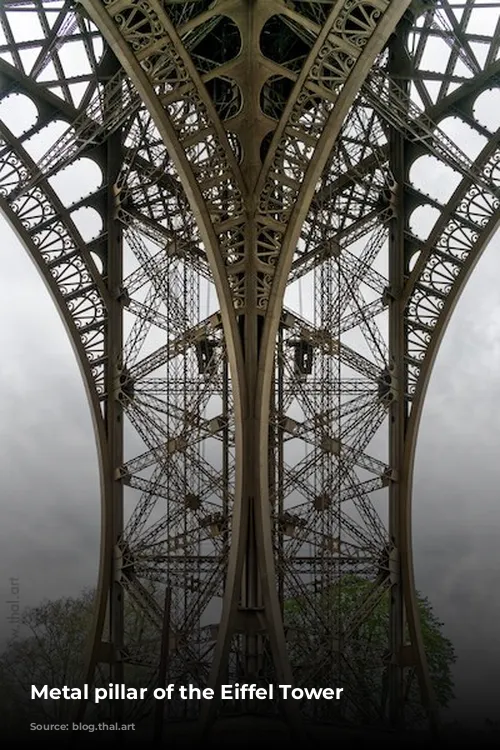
71;13;249;708
75;5;252;722
254;17;500;726
322;69;499;732
400;129;500;727
0;119;114;718
273;45;500;725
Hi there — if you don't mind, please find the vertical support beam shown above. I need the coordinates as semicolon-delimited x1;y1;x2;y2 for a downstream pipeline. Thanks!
154;586;172;742
276;326;285;610
386;16;442;730
73;133;122;727
239;215;261;684
222;355;230;567
200;247;301;738
104;109;125;718
387;19;410;728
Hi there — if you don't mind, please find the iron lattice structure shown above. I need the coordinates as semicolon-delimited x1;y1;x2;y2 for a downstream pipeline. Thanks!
1;0;499;737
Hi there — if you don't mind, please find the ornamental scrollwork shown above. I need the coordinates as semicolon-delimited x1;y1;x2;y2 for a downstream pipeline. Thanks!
406;145;500;396
0;135;107;395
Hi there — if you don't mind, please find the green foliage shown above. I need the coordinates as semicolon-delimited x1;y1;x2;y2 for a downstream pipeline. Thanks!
416;593;456;709
0;589;94;725
0;583;167;732
284;576;456;717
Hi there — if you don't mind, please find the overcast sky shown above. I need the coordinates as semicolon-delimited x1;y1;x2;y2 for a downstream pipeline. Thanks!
0;0;499;733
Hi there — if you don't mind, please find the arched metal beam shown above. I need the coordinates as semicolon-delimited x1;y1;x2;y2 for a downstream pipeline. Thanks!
0;119;112;718
400;128;500;726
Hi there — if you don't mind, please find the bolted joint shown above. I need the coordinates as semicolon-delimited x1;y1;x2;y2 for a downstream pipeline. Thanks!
377;543;400;584
115;206;133;226
200;512;226;537
114;366;135;404
120;540;135;577
185;492;201;511
115;466;131;484
382;286;396;305
377;181;398;219
377;366;398;404
115;286;130;307
279;512;307;537
382;468;398;486
408;0;436;19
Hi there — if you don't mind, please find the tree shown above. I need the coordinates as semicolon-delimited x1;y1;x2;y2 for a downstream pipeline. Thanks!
0;589;95;732
284;575;456;724
0;587;158;734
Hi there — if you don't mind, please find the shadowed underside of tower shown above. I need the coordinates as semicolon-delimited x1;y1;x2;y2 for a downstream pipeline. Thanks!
0;0;499;740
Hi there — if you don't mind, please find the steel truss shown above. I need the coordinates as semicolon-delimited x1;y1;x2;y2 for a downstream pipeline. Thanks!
0;0;499;738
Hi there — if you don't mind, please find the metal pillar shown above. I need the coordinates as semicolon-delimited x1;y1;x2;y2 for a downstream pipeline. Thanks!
387;20;410;727
104;119;125;721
